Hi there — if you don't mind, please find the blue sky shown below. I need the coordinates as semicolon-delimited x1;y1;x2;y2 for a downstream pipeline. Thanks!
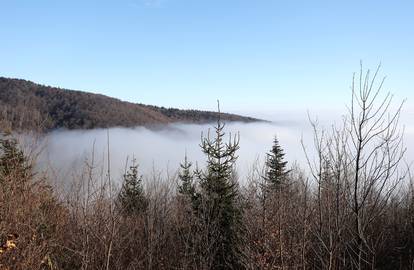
1;0;413;116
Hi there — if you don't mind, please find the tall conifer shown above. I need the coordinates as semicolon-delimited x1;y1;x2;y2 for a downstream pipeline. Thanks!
196;102;244;269
264;136;289;190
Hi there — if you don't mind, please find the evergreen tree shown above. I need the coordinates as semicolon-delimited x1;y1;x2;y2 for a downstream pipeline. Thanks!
118;158;148;216
0;135;31;182
196;108;244;270
264;136;290;190
177;154;195;197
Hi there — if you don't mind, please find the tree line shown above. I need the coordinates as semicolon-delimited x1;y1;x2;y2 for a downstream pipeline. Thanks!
1;67;413;269
0;77;259;132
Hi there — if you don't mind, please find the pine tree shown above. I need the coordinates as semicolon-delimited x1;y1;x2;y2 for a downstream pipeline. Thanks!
196;104;244;270
264;136;289;190
118;158;148;216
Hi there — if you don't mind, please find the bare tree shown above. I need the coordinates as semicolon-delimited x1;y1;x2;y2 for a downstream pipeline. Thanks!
346;64;406;269
305;64;407;269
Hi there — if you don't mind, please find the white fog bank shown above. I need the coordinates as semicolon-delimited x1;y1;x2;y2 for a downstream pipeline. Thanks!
33;113;414;186
37;121;307;184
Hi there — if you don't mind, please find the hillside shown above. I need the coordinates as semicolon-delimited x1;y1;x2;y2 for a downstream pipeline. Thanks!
0;77;260;131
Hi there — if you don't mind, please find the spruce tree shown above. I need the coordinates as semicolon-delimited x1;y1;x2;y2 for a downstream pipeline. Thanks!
258;137;290;267
264;136;289;190
0;135;31;182
118;158;148;216
177;154;195;198
196;107;244;270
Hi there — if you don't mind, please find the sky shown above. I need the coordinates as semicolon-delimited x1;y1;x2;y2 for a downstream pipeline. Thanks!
1;0;413;118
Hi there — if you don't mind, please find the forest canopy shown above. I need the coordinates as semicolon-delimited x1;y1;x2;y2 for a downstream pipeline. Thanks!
0;77;260;132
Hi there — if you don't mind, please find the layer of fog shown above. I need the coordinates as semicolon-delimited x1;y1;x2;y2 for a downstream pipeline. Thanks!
37;121;305;186
34;110;414;187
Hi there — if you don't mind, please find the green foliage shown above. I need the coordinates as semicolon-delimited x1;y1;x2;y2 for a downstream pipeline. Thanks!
0;135;31;182
177;154;198;202
264;136;289;190
196;116;245;270
178;155;194;195
117;159;148;216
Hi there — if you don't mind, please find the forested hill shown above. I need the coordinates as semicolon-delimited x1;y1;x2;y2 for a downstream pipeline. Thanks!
0;77;261;131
